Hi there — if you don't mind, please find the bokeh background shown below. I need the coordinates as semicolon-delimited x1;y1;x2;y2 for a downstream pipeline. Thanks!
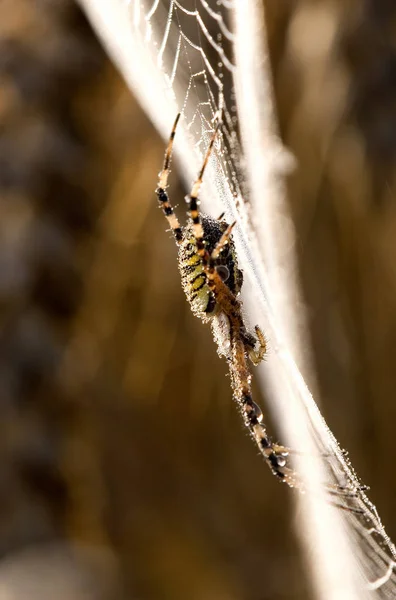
1;1;396;598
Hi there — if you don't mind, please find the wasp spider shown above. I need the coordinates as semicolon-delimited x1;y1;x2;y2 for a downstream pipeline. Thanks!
154;113;302;488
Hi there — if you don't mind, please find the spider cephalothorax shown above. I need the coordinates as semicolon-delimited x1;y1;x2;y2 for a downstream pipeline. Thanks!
155;113;299;487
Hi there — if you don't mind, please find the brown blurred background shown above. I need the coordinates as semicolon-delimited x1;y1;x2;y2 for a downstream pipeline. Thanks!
0;1;396;599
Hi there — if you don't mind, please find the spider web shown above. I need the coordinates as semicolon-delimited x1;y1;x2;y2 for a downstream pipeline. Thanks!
133;0;248;216
82;0;396;597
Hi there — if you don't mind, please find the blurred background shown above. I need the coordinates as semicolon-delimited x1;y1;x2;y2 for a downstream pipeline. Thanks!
1;0;396;598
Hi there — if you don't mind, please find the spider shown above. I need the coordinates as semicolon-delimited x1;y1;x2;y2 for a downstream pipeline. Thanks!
155;113;299;488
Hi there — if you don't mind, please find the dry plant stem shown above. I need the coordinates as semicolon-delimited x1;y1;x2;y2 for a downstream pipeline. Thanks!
78;0;396;597
232;2;365;599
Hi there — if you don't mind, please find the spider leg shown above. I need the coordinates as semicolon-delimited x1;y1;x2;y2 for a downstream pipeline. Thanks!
156;113;183;244
210;221;236;261
196;267;294;484
203;269;361;501
210;222;267;366
240;324;267;366
227;321;301;488
185;124;220;266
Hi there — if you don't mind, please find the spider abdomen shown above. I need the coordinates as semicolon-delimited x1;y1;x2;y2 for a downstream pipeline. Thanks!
178;215;243;320
178;232;213;318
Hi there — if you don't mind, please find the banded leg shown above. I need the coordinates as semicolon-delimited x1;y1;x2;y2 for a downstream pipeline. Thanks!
229;331;300;488
156;113;183;244
186;124;220;266
203;274;297;485
210;225;267;363
205;280;364;500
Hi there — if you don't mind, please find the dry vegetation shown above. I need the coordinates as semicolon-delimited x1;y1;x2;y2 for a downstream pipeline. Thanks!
0;1;395;599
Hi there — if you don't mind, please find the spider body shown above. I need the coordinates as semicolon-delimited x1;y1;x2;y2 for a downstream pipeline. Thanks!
154;115;367;506
155;114;299;488
179;215;243;320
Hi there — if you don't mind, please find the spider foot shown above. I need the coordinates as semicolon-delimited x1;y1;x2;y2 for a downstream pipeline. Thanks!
268;455;301;488
263;439;368;501
255;436;302;488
